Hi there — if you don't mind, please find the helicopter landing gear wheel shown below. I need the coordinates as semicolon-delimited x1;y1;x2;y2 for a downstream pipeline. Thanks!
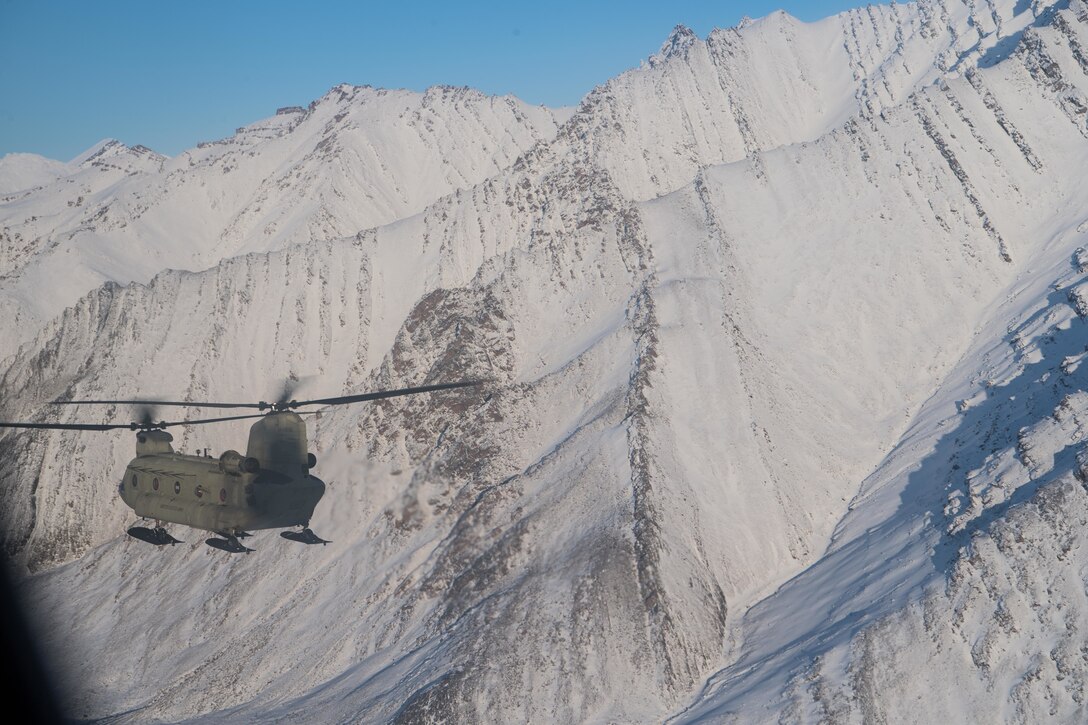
126;525;183;546
205;532;254;554
280;527;331;545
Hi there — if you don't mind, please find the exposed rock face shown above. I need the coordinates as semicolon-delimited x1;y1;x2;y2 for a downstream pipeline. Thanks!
7;0;1088;722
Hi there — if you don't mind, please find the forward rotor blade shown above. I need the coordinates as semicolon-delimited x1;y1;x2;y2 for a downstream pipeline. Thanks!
0;421;129;431
53;399;263;409
49;380;485;414
291;380;483;409
0;413;269;433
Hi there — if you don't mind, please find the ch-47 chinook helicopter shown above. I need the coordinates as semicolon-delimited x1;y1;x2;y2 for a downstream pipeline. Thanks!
0;381;478;554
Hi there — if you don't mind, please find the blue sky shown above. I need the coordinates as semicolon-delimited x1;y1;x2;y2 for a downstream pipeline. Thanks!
0;1;876;161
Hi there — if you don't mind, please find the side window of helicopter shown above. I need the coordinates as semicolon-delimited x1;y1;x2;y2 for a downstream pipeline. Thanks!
195;485;204;499
153;477;159;491
174;481;181;495
131;474;138;489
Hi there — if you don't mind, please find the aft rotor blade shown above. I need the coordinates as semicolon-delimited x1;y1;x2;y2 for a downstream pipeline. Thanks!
291;380;482;408
157;413;270;428
53;399;264;409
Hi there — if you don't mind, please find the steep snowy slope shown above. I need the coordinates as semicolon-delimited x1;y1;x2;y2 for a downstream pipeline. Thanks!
0;86;569;359
673;224;1088;723
5;0;1088;722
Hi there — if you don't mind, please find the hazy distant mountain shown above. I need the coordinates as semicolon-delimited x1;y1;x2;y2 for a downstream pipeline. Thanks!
0;152;72;195
5;0;1088;721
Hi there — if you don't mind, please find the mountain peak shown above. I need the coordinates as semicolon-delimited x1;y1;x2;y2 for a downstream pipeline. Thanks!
661;24;697;56
70;138;122;166
70;139;165;168
648;24;698;68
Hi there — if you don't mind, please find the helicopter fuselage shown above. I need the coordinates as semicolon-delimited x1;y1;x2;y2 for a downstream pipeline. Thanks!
118;454;325;534
117;412;325;536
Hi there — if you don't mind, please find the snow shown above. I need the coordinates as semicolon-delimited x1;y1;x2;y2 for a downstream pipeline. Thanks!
5;0;1088;722
0;152;71;195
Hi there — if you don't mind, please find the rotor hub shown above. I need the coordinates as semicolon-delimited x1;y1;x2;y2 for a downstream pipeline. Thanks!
259;400;298;412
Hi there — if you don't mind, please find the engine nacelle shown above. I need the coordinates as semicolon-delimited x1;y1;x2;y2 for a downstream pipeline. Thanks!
219;450;259;475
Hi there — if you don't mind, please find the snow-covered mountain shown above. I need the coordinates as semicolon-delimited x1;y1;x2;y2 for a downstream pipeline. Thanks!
5;0;1088;721
0;86;570;360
